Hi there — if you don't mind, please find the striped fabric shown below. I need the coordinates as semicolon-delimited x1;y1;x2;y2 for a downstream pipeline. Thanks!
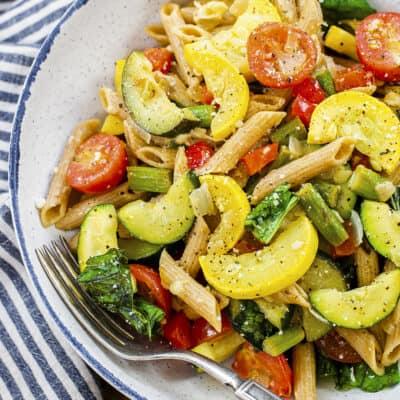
0;1;102;399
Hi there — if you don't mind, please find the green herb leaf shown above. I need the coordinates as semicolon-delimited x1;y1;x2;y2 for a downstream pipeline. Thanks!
320;0;376;25
245;183;298;244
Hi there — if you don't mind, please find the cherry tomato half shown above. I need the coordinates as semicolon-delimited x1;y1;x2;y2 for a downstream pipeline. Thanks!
247;22;318;88
66;133;127;194
356;12;400;82
199;84;215;105
292;77;326;104
334;64;375;92
331;221;358;259
315;329;362;364
233;343;293;398
185;141;215;169
191;311;232;347
144;47;173;74
290;95;316;127
130;264;171;314
163;312;192;350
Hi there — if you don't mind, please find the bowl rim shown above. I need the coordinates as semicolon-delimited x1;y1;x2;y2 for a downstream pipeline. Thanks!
8;1;144;398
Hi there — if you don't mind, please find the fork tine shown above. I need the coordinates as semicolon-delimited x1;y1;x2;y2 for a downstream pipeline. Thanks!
36;245;130;347
50;237;136;341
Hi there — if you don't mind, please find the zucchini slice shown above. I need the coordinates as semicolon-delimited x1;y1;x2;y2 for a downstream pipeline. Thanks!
77;204;118;272
310;270;400;329
361;200;400;266
118;175;195;245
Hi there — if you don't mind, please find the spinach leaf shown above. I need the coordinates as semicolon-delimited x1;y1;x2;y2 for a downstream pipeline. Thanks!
320;0;376;25
78;248;165;339
245;183;298;244
317;351;338;379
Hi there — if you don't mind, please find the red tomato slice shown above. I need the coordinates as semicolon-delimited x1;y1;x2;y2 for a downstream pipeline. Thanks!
233;343;293;398
334;64;375;92
351;150;373;170
143;48;173;74
234;232;264;255
130;264;171;314
163;312;192;350
290;95;316;127
191;311;232;347
356;12;400;82
247;22;318;88
199;84;214;105
185;141;215;169
292;77;326;104
241;143;279;176
315;330;362;364
66;133;127;194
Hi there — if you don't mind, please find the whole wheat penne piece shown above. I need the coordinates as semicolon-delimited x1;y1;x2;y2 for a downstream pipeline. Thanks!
55;182;143;230
40;119;100;227
136;146;177;169
99;87;128;120
197;111;286;175
251;137;355;204
355;245;379;287
160;250;221;331
292;342;317;400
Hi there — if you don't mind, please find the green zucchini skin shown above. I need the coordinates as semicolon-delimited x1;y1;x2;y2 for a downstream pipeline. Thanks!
77;204;118;272
118;175;195;245
361;200;400;266
122;51;214;136
310;270;400;329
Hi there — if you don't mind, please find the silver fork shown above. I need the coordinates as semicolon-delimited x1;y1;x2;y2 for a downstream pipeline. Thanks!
35;237;282;400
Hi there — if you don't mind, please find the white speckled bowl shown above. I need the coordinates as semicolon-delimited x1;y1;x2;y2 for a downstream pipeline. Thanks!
9;0;400;399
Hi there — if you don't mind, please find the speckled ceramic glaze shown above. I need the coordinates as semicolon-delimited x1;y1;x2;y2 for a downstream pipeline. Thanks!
9;0;400;399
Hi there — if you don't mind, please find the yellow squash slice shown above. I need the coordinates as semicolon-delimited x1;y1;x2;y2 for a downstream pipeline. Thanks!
199;174;250;255
308;91;400;174
199;212;318;299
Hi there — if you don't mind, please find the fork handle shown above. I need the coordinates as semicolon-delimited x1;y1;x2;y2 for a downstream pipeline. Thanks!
168;350;282;400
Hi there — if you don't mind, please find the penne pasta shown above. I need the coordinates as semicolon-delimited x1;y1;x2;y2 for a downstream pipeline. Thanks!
292;342;317;400
179;216;210;277
144;24;170;46
40;119;100;227
251;137;356;204
55;182;144;230
245;94;287;120
173;146;189;182
160;250;221;331
135;146;177;169
99;87;128;120
193;1;229;31
197;111;286;175
272;0;297;23
264;283;310;308
355;245;380;287
336;327;384;376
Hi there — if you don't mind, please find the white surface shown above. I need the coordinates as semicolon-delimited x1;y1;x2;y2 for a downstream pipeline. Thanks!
12;1;400;399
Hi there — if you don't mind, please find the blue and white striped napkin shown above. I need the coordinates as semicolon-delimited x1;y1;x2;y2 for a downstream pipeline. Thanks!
0;1;102;399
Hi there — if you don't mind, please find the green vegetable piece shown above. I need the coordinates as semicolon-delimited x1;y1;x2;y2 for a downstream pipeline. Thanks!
78;248;164;339
187;105;216;128
229;299;276;350
316;351;338;379
118;175;195;245
127;166;172;193
298;254;346;341
349;165;396;202
297;183;349;246
118;237;162;260
390;187;400;211
310;270;400;329
316;70;336;97
335;182;357;220
262;327;305;356
270;117;307;145
361;200;400;265
314;181;341;208
336;362;400;393
320;0;376;25
245;183;298;244
255;299;293;330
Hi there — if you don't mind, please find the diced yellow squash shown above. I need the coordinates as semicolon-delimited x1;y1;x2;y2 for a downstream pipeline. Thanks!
199;212;318;299
101;114;124;135
324;26;358;61
199;175;250;255
184;44;249;140
115;59;126;97
308;91;400;174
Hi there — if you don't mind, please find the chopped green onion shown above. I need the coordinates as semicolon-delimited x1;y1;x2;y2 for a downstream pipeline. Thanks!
187;105;216;128
262;327;305;356
127;166;172;193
